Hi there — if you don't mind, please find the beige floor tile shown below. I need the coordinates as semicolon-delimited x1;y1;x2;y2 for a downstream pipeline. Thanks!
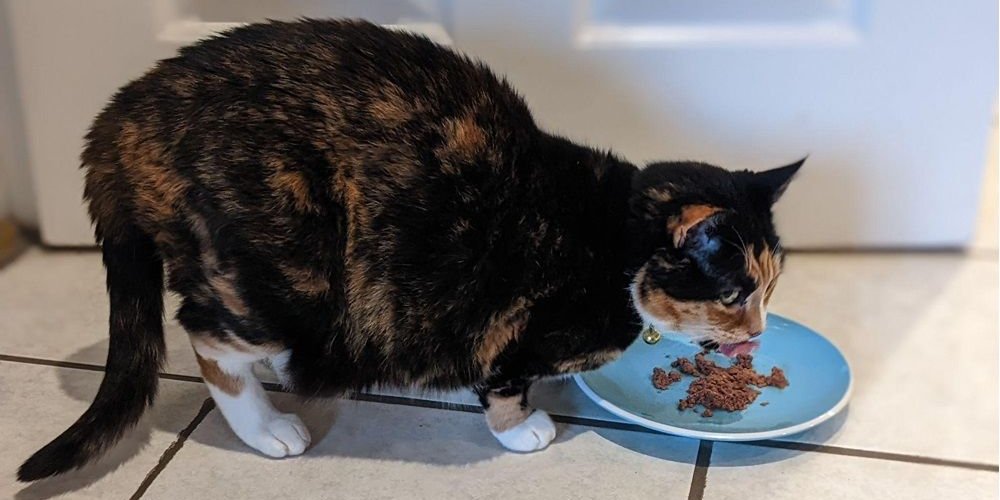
3;248;997;464
143;392;699;500
0;247;202;376
705;442;998;500
0;361;209;499
769;253;999;463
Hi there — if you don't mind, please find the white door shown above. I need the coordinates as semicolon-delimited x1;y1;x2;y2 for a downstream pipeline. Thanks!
5;0;997;247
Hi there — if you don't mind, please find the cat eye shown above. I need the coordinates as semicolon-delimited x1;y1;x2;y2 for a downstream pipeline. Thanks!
719;289;741;306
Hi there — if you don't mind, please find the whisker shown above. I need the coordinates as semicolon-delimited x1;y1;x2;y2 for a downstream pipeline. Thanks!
731;227;752;267
732;226;748;251
719;236;744;253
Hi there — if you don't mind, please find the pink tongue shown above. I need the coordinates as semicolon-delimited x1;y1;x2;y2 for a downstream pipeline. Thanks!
718;340;759;358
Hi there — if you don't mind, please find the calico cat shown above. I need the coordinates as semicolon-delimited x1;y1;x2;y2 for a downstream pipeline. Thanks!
18;19;801;481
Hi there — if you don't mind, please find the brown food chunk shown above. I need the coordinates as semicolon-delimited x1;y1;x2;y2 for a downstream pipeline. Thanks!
669;353;789;417
670;357;699;376
732;353;754;369
766;367;789;389
651;367;682;390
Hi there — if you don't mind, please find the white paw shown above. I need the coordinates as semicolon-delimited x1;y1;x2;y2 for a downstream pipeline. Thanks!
491;410;557;452
243;413;311;458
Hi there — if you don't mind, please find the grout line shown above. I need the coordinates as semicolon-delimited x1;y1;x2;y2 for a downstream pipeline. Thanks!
0;353;107;373
347;391;668;433
548;414;659;433
4;353;999;474
129;398;215;500
743;440;1000;473
348;391;481;414
159;372;204;384
687;440;713;500
0;353;213;384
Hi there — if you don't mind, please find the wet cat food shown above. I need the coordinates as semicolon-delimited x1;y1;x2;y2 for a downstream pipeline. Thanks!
666;353;788;416
651;367;682;390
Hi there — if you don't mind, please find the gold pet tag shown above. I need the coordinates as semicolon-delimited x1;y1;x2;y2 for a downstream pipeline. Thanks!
641;325;661;344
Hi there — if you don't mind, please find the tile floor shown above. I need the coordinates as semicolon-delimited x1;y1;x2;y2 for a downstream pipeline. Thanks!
1;246;997;499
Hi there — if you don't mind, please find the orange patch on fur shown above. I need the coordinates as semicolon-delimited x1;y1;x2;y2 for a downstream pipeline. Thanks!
332;164;397;358
764;278;778;303
342;181;363;215
331;167;366;225
636;261;753;338
438;113;486;166
195;353;244;396
475;297;531;370
694;244;780;336
484;392;531;432
744;244;781;304
83;162;127;236
118;121;190;223
667;205;722;247
265;157;317;213
187;215;250;317
280;264;330;296
555;349;623;374
313;93;346;132
169;73;200;98
343;261;397;357
635;267;685;327
209;274;249;316
369;83;414;126
705;302;747;332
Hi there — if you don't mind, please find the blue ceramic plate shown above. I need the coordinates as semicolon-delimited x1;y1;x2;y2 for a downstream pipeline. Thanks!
574;314;851;441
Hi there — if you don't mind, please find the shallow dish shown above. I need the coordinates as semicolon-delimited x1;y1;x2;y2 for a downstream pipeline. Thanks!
574;314;852;441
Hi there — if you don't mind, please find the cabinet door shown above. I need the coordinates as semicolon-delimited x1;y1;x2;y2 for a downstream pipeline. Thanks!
9;1;997;247
450;0;998;248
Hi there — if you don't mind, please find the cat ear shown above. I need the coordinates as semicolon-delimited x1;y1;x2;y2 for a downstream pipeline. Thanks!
751;157;805;205
667;205;723;248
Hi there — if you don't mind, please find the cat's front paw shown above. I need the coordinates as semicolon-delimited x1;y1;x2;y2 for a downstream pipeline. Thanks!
242;413;312;458
490;410;556;452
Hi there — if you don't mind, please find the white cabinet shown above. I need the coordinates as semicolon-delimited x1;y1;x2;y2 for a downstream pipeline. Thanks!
4;0;996;247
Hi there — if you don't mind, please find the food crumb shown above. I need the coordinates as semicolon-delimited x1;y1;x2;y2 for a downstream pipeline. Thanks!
760;402;770;407
765;367;788;389
670;357;699;376
651;367;682;390
701;409;714;417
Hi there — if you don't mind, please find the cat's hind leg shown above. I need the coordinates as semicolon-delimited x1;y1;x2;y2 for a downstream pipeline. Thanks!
475;379;556;452
189;333;311;457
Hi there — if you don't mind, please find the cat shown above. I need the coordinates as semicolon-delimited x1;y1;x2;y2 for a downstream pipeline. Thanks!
18;19;801;481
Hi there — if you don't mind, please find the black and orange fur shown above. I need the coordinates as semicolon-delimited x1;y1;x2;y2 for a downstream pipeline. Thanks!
19;19;801;480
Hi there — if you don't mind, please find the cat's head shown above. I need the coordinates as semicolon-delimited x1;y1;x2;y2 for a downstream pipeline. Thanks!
627;158;803;348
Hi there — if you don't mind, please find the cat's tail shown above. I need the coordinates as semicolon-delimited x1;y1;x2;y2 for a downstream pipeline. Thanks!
18;221;165;482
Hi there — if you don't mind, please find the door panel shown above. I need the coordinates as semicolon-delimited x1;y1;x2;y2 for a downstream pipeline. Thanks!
6;0;996;247
451;0;997;248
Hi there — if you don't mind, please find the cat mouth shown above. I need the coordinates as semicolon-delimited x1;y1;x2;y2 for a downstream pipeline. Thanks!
698;340;759;358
